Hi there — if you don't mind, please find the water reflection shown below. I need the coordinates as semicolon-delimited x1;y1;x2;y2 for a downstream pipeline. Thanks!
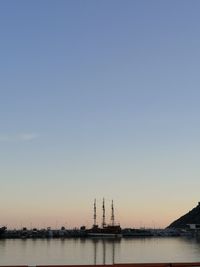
91;238;120;265
112;239;115;264
93;239;97;265
103;240;106;265
2;237;200;265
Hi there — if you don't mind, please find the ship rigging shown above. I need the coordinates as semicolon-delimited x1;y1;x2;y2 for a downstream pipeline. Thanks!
87;199;122;237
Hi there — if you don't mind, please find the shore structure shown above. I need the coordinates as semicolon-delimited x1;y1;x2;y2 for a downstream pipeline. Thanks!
86;199;122;237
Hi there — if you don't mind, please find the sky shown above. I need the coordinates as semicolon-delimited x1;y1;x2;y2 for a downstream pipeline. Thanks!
1;0;200;229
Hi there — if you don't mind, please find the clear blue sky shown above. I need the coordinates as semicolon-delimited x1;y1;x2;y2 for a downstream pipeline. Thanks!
1;0;200;228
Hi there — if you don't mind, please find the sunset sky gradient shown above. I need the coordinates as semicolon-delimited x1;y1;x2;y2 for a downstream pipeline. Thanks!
1;0;200;229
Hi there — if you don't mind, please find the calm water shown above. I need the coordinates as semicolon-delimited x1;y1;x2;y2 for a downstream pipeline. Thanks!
1;237;200;265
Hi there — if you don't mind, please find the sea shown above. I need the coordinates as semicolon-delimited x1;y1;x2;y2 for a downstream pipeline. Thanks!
1;237;200;265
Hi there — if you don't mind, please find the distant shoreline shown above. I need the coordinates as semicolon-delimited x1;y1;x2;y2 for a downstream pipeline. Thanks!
0;227;184;239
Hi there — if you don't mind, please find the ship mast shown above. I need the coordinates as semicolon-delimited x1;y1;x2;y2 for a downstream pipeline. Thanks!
93;199;97;226
111;200;115;226
102;198;106;228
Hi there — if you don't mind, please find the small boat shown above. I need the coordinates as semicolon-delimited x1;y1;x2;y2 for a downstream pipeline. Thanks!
122;228;153;237
0;226;7;238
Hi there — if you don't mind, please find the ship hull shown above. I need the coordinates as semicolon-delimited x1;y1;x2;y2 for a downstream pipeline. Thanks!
87;232;122;238
86;224;122;238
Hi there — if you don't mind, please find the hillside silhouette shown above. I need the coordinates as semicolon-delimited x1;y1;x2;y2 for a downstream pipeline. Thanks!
168;202;200;228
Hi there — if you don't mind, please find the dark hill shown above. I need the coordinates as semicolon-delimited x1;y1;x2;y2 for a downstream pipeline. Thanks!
168;202;200;229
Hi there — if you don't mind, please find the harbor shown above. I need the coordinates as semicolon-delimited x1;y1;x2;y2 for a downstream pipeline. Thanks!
0;200;185;239
0;226;183;239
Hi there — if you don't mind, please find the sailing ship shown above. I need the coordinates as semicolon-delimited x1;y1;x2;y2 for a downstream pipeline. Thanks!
87;199;122;237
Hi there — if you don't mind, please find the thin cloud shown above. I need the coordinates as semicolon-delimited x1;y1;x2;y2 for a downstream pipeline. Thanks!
0;133;39;142
19;133;39;141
